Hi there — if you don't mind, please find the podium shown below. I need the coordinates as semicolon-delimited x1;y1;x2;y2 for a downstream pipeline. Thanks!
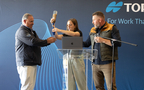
57;49;98;90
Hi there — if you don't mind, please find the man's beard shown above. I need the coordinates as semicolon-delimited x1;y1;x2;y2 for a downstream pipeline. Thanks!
95;23;100;28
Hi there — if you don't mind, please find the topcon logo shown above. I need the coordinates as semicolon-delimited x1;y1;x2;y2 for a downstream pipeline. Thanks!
106;1;123;13
106;1;144;13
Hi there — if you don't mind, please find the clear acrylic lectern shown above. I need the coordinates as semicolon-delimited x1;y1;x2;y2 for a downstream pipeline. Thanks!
57;49;98;90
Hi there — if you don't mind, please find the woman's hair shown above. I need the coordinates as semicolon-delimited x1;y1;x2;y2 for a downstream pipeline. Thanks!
67;18;80;31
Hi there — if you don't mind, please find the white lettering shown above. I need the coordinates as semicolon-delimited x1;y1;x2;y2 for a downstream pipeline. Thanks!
124;3;144;12
124;3;132;12
132;3;140;12
141;3;144;12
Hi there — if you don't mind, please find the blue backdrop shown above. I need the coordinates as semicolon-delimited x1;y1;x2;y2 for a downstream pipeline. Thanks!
0;0;144;90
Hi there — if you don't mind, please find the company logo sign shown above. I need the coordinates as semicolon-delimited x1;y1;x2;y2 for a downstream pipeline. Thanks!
106;1;144;13
106;1;123;13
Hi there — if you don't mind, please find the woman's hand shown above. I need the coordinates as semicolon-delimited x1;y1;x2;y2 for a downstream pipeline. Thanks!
50;18;56;28
52;28;59;32
50;18;56;24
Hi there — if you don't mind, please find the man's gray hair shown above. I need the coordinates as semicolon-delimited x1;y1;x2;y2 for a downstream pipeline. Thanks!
22;13;33;24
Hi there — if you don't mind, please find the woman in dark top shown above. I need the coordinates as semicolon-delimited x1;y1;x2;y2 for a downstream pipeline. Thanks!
51;18;87;90
51;18;82;38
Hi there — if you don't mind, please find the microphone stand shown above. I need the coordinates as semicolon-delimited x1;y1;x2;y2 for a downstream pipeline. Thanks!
100;36;137;90
101;36;137;46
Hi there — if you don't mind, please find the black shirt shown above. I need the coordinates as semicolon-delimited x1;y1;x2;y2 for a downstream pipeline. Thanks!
63;30;83;37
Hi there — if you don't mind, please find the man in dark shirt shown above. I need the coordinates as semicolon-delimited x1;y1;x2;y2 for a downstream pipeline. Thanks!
15;13;56;90
83;11;121;90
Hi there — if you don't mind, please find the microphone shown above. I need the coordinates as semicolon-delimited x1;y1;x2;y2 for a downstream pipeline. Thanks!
52;10;58;35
